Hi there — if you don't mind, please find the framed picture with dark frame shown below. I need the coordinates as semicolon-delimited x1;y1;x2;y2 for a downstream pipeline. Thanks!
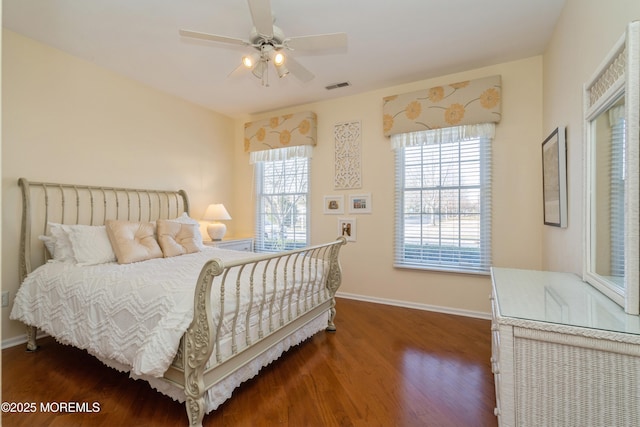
542;126;568;227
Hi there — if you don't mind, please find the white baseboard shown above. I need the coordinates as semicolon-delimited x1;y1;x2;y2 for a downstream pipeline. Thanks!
2;330;49;350
335;291;492;320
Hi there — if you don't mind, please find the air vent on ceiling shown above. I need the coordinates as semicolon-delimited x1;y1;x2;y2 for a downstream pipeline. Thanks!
325;81;351;90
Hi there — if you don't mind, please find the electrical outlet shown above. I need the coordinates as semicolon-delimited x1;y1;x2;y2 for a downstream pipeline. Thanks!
1;291;9;308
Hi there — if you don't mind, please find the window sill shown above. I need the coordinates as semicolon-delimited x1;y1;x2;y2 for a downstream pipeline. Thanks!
393;263;490;277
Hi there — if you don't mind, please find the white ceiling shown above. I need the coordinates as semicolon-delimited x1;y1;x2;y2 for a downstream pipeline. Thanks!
3;0;566;118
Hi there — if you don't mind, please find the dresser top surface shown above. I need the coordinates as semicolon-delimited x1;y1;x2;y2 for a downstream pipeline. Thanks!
491;267;640;336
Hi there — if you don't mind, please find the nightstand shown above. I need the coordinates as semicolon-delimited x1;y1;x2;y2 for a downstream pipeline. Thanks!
204;237;253;252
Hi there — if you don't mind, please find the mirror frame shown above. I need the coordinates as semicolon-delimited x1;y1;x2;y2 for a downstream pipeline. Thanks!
583;21;639;315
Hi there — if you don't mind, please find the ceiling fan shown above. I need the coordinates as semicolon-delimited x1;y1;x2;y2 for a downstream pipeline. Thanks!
179;0;347;86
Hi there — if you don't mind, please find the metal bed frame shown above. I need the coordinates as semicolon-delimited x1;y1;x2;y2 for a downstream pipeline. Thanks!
17;178;346;426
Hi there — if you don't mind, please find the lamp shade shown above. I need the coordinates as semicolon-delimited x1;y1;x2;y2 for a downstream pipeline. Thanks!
203;204;232;221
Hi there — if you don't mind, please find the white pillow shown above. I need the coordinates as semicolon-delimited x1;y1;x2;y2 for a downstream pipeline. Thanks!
64;224;117;266
169;213;205;250
46;223;75;262
38;235;56;258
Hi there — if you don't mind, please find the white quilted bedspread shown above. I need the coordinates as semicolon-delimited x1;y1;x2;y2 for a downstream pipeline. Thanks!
10;247;254;377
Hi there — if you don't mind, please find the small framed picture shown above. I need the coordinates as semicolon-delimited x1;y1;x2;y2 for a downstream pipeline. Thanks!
323;195;344;214
338;217;356;242
348;193;372;214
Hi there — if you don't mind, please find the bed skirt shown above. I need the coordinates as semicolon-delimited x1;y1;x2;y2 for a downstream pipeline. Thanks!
96;312;328;413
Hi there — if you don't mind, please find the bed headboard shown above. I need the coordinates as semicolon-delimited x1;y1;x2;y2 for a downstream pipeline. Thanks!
18;177;190;281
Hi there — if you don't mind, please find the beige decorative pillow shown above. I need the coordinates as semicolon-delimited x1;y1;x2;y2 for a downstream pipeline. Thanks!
105;220;163;264
156;219;201;258
168;213;205;250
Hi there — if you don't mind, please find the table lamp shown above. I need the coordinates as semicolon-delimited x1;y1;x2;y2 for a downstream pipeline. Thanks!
202;204;232;241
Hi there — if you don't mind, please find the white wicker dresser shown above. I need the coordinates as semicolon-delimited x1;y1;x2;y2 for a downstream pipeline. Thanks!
490;268;640;427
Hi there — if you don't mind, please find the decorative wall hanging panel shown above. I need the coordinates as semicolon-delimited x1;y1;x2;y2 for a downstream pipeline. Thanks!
244;111;317;153
334;120;362;189
382;75;502;137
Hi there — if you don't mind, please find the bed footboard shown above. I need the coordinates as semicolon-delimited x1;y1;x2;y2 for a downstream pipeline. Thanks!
181;237;346;427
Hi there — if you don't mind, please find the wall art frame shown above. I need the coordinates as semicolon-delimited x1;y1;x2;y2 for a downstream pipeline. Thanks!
338;217;356;242
334;120;362;190
542;126;567;227
323;195;345;214
348;193;372;214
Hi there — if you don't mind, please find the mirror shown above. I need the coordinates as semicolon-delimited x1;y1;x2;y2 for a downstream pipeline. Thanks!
591;96;625;287
584;21;639;315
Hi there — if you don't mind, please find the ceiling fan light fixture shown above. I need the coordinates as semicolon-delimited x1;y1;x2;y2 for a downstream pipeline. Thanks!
252;60;266;79
179;0;347;86
242;52;260;69
273;51;285;66
276;64;289;78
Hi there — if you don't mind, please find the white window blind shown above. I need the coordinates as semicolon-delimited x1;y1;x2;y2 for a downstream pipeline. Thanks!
393;124;493;274
609;106;625;278
254;156;310;252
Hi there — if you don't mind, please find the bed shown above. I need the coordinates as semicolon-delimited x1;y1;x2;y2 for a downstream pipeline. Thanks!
10;178;346;426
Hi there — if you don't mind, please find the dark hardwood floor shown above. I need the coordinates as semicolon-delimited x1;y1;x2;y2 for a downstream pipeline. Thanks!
1;298;497;426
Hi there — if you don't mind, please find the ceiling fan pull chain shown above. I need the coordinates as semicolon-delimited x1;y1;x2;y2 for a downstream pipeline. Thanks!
264;61;270;87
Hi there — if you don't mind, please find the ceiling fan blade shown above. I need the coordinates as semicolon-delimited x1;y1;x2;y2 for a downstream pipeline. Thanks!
286;33;347;51
285;56;315;83
179;29;249;46
247;0;273;38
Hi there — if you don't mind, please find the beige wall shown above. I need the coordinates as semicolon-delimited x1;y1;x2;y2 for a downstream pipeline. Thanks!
542;0;640;273
1;30;235;341
233;57;545;316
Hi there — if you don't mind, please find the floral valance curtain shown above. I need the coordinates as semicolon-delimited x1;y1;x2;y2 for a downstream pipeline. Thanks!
382;75;502;137
244;111;317;163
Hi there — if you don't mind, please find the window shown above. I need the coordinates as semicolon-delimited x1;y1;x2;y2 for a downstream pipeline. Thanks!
393;126;492;273
255;156;310;252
